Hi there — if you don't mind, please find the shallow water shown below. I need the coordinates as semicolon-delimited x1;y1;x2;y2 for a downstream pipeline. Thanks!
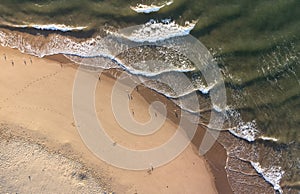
0;0;299;193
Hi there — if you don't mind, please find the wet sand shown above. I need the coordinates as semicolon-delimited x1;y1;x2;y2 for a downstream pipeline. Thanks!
0;45;231;193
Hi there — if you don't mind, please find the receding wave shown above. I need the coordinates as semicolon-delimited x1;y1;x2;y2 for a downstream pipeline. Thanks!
138;71;208;98
218;131;288;194
250;161;284;193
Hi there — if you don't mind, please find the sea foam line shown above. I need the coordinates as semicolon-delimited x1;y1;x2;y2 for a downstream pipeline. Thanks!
3;23;87;32
130;1;173;13
258;136;279;142
30;24;87;32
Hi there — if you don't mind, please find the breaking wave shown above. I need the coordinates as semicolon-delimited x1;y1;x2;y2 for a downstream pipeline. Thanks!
226;108;260;142
130;1;173;13
115;19;197;43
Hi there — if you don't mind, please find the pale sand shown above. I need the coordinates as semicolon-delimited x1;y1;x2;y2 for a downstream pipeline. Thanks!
0;132;105;193
0;46;217;193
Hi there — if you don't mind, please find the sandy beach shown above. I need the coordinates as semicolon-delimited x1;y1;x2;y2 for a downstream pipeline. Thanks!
0;45;230;193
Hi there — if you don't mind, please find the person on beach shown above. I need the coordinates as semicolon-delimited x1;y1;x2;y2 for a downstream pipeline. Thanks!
128;94;133;100
175;111;178;118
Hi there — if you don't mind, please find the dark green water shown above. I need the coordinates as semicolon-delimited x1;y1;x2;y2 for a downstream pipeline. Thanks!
0;0;299;193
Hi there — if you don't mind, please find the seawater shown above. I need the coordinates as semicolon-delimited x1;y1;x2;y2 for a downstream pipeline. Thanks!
0;0;299;193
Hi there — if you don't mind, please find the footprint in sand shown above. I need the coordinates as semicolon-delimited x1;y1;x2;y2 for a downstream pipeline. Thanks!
2;105;64;117
0;69;62;104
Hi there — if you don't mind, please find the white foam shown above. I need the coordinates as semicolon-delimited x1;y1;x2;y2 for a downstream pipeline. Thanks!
30;24;87;32
250;162;284;194
64;55;120;69
130;1;173;13
226;109;259;142
120;19;197;42
4;23;87;32
259;136;279;142
199;82;217;94
165;1;173;5
229;120;259;142
0;30;104;58
125;66;194;77
212;104;224;113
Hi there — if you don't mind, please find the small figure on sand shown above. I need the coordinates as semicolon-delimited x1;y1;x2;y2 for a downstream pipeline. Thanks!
11;60;14;66
147;164;154;174
128;94;133;100
24;60;27;65
3;54;6;61
30;58;32;64
175;111;178;118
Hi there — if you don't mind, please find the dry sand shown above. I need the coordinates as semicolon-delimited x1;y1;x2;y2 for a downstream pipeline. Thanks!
0;46;221;193
0;129;105;194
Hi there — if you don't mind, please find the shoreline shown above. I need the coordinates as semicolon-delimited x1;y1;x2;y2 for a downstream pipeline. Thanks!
0;45;229;193
133;72;233;194
70;56;233;193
